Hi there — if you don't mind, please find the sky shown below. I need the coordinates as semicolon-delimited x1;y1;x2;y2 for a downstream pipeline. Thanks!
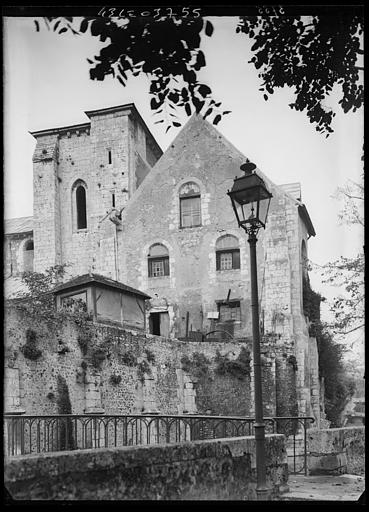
3;15;364;354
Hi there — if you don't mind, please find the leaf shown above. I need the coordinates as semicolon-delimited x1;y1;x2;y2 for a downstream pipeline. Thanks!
185;103;192;116
194;50;206;70
87;58;94;64
173;122;181;127
150;97;161;110
203;107;212;119
193;97;204;113
198;84;211;98
59;27;67;34
205;20;214;37
154;119;164;124
80;18;89;33
213;114;221;125
263;94;268;101
222;110;231;114
34;20;40;32
165;125;172;133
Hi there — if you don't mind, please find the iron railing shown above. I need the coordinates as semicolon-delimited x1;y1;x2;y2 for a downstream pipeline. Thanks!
4;414;314;474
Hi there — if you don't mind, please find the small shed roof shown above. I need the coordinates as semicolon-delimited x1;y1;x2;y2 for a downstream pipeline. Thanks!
53;273;151;299
5;216;34;235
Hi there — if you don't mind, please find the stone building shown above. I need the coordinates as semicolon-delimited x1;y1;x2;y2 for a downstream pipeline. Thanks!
4;103;323;422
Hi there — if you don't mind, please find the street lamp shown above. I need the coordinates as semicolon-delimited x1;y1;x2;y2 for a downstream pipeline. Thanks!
227;160;272;500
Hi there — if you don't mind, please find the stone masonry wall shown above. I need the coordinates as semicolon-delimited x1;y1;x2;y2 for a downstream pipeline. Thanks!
31;107;160;279
32;134;62;272
4;305;287;417
5;435;288;500
4;233;34;277
307;427;365;475
119;115;316;420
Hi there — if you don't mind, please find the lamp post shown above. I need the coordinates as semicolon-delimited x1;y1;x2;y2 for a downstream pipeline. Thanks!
227;160;272;500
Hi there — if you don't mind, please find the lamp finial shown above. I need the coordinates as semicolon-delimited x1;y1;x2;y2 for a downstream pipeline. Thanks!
240;159;256;175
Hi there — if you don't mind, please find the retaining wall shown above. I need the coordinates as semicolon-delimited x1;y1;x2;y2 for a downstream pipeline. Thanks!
5;434;288;500
308;427;365;475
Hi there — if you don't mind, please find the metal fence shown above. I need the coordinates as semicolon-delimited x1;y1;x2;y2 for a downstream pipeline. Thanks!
4;414;314;474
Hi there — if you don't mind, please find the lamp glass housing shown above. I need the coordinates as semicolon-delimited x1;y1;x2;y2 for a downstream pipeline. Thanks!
228;170;272;230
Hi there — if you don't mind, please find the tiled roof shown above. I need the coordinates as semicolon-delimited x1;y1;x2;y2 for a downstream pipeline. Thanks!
4;216;34;235
53;273;151;299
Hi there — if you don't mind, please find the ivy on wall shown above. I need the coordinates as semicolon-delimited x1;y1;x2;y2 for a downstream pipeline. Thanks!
181;353;210;380
302;277;324;337
137;360;152;383
215;347;251;381
303;276;355;426
56;375;76;450
109;374;122;385
20;329;42;361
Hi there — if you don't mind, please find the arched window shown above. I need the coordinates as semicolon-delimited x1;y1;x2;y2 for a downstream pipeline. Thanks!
148;243;169;277
72;180;87;231
216;235;240;270
179;182;201;228
23;239;34;272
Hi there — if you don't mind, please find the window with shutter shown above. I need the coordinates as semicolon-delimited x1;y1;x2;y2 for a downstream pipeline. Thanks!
215;235;240;270
179;182;201;228
218;301;241;321
148;243;170;277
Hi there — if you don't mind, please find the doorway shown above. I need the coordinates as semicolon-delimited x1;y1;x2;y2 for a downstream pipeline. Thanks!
149;312;170;337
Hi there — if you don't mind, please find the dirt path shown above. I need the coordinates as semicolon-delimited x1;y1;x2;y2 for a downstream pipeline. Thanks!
280;474;365;501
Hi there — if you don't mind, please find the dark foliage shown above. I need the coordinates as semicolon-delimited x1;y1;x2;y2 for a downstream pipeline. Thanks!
121;351;137;367
35;10;363;135
56;375;76;450
137;360;151;382
215;347;251;380
37;16;227;131
181;352;210;379
145;349;156;364
77;333;90;356
316;326;356;426
109;373;122;385
20;329;42;361
91;347;107;369
302;277;324;337
303;279;356;425
238;10;363;136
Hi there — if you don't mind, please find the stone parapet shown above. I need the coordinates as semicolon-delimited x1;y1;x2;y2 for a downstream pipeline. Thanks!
5;434;288;500
307;427;365;475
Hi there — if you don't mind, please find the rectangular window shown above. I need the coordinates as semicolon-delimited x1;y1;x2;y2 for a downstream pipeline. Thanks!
148;257;169;277
220;253;233;270
180;196;201;228
218;301;241;322
216;250;240;270
61;291;87;312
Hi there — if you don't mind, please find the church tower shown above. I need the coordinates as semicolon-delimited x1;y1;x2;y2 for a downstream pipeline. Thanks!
31;104;162;277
